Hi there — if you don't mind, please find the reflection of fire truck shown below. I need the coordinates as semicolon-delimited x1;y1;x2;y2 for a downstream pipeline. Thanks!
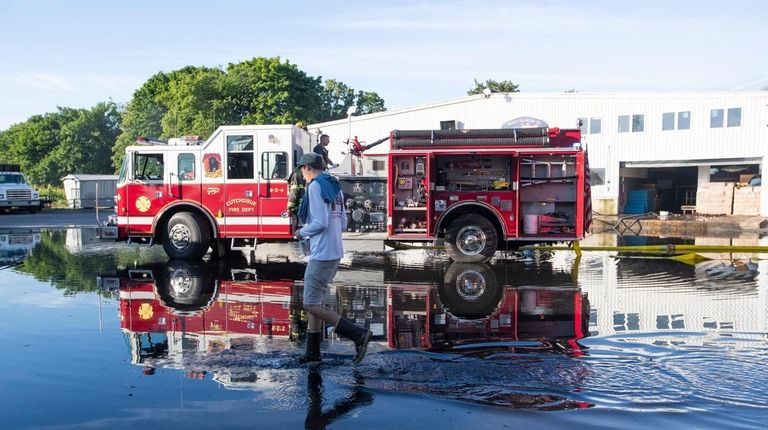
102;260;300;370
385;263;590;351
103;119;590;263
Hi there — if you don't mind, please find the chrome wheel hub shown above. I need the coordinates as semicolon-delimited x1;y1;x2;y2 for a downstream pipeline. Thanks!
169;224;191;250
455;269;486;301
169;268;193;296
456;226;486;256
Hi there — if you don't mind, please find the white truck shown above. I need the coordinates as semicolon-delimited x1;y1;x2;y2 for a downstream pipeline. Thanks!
0;164;42;213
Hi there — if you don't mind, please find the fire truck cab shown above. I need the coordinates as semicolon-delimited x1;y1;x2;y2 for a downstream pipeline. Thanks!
107;125;311;259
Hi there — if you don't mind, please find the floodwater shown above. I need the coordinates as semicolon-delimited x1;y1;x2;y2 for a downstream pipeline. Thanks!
1;228;767;429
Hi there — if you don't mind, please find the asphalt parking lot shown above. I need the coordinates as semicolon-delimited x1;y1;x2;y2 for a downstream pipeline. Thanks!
0;208;114;229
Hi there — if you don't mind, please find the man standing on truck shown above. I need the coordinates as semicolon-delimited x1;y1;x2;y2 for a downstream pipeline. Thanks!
313;134;336;169
294;153;372;364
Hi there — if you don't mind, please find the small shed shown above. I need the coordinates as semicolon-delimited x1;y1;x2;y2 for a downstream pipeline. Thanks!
61;174;118;208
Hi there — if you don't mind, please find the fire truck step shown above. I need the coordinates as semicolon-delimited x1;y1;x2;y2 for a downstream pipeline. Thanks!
229;238;258;252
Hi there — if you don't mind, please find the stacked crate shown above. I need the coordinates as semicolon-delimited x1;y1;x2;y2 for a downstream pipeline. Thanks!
733;186;760;215
696;183;734;215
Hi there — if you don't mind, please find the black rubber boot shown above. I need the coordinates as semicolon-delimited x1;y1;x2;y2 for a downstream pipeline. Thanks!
299;331;322;365
334;317;373;364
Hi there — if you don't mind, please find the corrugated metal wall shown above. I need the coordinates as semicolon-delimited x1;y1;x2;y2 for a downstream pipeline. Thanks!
62;176;117;208
310;92;768;206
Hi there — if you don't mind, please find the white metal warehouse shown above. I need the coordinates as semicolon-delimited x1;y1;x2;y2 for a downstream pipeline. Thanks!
309;91;768;216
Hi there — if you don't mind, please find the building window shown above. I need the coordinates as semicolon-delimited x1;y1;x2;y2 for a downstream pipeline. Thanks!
618;115;630;133
632;114;644;132
578;117;587;134
261;151;288;180
371;159;385;171
440;120;457;130
709;164;758;183
727;107;741;127
578;117;601;135
590;117;601;134
590;168;605;186
662;112;675;131
710;109;724;128
678;111;691;130
178;153;196;180
227;135;254;180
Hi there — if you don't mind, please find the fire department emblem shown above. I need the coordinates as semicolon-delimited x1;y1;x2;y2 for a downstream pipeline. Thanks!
207;187;220;195
203;153;222;178
136;196;151;212
138;303;153;320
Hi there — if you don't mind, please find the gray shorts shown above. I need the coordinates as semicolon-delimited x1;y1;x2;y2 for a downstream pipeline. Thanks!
303;259;340;305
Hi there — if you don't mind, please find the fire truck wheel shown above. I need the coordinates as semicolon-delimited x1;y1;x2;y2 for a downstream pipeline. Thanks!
156;260;216;313
445;214;498;263
163;212;211;259
439;263;501;319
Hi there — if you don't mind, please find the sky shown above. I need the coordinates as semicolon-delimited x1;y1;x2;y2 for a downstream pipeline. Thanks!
1;0;766;131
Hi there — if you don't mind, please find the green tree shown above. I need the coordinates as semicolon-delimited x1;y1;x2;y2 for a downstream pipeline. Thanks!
157;66;225;139
110;57;387;169
467;79;520;95
319;79;356;122
111;72;173;171
220;57;324;125
355;90;386;115
0;103;119;186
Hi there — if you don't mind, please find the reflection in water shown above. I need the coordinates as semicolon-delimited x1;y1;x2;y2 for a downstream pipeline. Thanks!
3;228;767;425
0;229;41;269
107;256;593;410
305;368;373;430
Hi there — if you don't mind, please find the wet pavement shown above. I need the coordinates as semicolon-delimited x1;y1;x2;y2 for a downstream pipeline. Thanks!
0;223;767;429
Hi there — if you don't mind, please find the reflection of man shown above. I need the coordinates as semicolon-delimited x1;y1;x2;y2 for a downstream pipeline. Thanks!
313;134;335;169
305;368;373;429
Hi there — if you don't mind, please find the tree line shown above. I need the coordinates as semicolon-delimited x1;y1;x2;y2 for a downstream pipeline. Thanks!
0;57;386;186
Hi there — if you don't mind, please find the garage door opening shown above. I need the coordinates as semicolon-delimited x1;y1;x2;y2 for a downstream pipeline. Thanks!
620;166;698;214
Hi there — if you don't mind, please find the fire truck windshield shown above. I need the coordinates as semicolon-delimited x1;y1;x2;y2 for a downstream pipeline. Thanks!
117;156;128;184
0;173;25;184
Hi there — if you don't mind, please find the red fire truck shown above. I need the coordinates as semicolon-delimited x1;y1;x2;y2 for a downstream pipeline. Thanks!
103;121;591;263
102;260;300;371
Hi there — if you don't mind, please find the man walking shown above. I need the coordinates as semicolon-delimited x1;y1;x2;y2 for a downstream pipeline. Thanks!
294;152;372;364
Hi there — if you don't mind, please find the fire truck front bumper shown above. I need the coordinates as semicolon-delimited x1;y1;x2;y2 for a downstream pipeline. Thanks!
97;214;120;240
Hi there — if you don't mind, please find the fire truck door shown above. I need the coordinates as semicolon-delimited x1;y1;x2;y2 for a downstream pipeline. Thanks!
257;148;291;238
170;152;202;204
223;134;259;236
125;151;167;236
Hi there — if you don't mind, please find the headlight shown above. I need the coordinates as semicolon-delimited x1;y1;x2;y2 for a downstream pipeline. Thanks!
32;192;39;199
0;193;5;200
0;235;7;242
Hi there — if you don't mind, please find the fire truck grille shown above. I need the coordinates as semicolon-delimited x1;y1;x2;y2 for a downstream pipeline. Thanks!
9;235;32;245
6;189;31;200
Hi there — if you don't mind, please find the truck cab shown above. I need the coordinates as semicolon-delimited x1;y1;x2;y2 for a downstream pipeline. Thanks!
108;125;311;259
0;164;41;213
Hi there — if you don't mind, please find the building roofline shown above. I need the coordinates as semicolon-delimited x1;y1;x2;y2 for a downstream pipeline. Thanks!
309;90;768;128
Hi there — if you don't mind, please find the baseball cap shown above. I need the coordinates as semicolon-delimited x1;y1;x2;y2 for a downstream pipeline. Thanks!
294;152;324;173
